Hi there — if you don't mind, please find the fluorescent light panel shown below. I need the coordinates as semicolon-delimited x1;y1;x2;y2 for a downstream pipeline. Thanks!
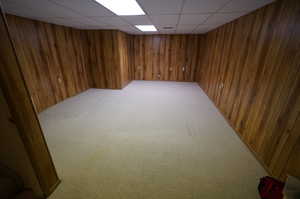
135;25;157;32
94;0;145;16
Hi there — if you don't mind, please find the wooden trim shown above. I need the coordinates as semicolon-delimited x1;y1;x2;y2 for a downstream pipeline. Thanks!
0;6;59;197
197;82;273;176
46;179;61;197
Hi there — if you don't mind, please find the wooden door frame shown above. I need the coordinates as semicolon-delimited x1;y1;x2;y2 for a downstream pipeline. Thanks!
0;4;60;197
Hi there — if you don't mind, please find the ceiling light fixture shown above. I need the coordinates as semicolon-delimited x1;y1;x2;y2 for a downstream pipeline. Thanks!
135;25;157;32
94;0;145;16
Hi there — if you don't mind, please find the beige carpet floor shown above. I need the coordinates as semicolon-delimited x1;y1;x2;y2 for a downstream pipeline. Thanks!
39;81;266;199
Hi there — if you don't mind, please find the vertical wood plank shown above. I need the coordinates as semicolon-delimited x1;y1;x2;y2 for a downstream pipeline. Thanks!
6;15;90;112
0;9;59;196
196;0;300;180
131;34;202;82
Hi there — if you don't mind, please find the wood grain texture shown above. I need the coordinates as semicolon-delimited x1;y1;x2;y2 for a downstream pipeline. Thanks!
132;35;202;81
6;15;90;113
85;30;131;89
0;83;43;197
5;1;299;181
0;9;59;196
196;0;300;180
287;136;300;179
118;32;132;88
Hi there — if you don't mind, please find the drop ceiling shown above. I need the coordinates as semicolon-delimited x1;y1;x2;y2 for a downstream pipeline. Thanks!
1;0;275;34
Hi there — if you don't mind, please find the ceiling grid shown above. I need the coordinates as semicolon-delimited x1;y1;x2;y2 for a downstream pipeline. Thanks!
1;0;275;34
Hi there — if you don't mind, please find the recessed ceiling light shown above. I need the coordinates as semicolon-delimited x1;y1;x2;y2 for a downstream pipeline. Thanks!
135;25;157;32
94;0;145;16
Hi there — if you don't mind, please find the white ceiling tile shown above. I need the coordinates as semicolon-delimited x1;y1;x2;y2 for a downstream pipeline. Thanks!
50;0;115;17
179;14;210;25
159;30;176;34
40;17;85;27
97;26;117;30
176;24;198;32
79;17;110;26
121;16;152;25
2;0;276;34
2;5;36;19
118;25;139;32
3;0;81;18
204;12;246;26
176;30;195;34
194;24;218;33
1;0;21;8
37;16;109;27
137;0;184;14
182;0;231;14
73;26;98;30
177;24;198;30
89;16;129;26
1;0;23;13
48;17;83;24
221;0;275;12
141;32;158;35
149;15;179;26
75;25;116;30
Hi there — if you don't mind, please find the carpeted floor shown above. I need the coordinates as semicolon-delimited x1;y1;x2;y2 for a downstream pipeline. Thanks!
39;81;266;199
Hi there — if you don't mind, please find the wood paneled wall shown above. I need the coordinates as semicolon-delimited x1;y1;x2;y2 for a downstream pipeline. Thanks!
85;30;131;89
5;2;299;181
6;16;200;110
6;15;90;113
0;87;43;197
287;136;300;179
196;0;300;180
132;35;202;81
118;32;132;88
0;10;59;196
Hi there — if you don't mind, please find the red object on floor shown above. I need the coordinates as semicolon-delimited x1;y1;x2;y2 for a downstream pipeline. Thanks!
258;176;285;199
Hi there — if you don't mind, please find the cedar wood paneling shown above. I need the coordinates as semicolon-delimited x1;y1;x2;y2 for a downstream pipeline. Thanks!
6;15;90;113
0;10;59;196
85;30;132;89
196;0;300;180
132;35;202;82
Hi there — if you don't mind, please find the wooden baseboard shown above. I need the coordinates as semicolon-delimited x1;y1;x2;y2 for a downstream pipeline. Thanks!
44;179;61;198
